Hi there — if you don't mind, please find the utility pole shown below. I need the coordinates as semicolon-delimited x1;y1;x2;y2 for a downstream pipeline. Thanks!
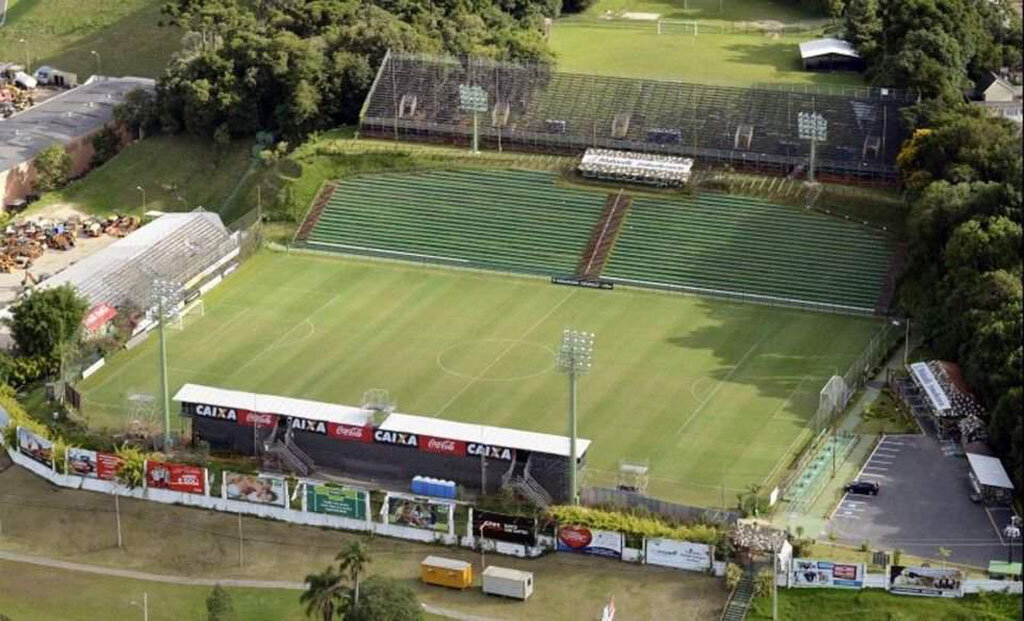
238;511;244;567
115;490;123;548
558;330;595;505
772;539;779;621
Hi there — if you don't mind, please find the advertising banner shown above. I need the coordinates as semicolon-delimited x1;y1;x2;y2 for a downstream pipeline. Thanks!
327;422;372;443
189;403;277;427
473;510;537;546
145;461;206;495
66;447;121;480
306;483;367;520
889;565;963;598
644;538;712;571
16;427;52;468
791;559;865;589
386;496;451;532
419;435;467;457
557;525;623;558
223;472;287;507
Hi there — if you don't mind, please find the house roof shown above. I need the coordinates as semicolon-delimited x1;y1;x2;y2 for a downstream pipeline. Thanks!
798;38;861;60
966;452;1014;490
0;76;155;173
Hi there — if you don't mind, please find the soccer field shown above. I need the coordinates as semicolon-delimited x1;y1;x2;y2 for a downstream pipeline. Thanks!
78;251;881;506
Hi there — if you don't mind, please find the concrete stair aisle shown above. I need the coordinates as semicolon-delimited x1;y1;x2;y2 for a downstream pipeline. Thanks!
295;182;338;241
576;190;632;279
721;566;756;621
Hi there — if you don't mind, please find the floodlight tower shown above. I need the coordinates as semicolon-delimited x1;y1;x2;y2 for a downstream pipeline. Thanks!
558;329;595;505
458;84;488;154
797;111;828;183
150;278;181;449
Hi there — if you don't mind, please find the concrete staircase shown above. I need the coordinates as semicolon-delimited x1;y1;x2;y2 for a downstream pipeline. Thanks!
720;566;756;621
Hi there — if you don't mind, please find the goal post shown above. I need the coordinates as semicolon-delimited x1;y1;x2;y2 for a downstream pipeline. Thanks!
657;19;698;36
168;298;205;330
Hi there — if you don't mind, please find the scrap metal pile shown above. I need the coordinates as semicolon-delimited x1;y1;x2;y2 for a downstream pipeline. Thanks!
0;215;140;272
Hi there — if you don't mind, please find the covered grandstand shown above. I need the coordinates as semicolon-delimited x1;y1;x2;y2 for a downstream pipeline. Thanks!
33;211;238;315
359;52;909;182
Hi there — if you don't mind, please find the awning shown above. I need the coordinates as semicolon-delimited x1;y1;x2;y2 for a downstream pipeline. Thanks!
909;361;951;412
966;452;1014;490
82;303;118;332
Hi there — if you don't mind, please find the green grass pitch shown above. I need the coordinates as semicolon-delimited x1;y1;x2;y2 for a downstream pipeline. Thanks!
78;251;881;507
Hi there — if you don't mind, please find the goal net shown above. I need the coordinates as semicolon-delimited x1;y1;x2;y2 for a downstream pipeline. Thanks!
657;19;699;35
168;299;204;330
810;375;849;433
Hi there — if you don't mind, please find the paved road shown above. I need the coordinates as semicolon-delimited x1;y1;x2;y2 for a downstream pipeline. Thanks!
827;435;1009;567
0;549;488;621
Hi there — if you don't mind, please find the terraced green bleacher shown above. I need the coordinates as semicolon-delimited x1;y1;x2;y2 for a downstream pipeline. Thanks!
304;169;603;274
604;193;893;311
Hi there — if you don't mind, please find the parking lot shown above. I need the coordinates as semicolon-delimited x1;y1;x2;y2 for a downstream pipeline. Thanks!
827;434;1011;567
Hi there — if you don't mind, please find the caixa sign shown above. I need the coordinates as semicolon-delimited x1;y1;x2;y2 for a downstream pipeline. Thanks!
374;430;514;461
190;403;276;427
467;443;514;461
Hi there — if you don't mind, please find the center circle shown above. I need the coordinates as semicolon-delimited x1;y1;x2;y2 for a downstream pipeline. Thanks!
437;339;556;382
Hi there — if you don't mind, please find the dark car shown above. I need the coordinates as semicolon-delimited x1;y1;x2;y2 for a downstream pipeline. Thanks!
844;481;879;495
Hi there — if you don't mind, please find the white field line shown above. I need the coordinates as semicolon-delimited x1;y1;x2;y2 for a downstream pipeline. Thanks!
673;336;765;439
434;290;576;416
228;294;339;379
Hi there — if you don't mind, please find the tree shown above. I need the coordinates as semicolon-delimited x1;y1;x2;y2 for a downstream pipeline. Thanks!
113;88;160;139
33;144;73;192
844;0;882;60
6;285;89;359
336;541;371;607
343;576;422;621
90;126;122;168
206;584;235;621
300;565;349;621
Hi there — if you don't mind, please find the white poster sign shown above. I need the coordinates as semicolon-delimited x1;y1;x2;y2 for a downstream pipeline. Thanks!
644;538;712;571
791;558;865;589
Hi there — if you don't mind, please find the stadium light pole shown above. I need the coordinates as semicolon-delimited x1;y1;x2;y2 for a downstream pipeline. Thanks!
151;279;179;449
797;111;827;183
1005;519;1021;564
459;84;488;155
558;329;595;505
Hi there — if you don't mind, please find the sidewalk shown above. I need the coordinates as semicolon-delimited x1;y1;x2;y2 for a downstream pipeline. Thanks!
771;342;909;538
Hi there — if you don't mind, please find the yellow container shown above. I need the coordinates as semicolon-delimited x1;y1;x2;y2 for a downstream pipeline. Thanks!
421;556;473;589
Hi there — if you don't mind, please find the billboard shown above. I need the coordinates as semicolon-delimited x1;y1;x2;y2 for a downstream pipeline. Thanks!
145;461;206;495
223;472;287;507
306;483;367;520
557;525;623;558
66;447;122;480
644;538;712;571
791;559;865;589
473;510;537;546
889;565;963;598
16;427;52;468
386;496;451;532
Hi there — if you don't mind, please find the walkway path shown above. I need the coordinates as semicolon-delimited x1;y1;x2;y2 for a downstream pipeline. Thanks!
0;549;486;620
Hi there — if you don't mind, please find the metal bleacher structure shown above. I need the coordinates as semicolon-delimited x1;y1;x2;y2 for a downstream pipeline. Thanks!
359;52;911;183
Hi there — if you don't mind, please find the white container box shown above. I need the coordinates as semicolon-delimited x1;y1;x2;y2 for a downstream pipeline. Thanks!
482;565;534;600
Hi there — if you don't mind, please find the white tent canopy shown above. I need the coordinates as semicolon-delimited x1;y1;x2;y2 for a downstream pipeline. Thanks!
966;453;1014;490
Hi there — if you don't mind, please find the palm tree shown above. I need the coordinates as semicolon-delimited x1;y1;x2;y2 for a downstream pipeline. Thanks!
336;541;372;607
300;565;347;621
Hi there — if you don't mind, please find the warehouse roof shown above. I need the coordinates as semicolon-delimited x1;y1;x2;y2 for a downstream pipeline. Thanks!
0;76;155;173
173;384;372;426
799;38;861;60
379;412;591;458
38;211;234;309
966;453;1014;490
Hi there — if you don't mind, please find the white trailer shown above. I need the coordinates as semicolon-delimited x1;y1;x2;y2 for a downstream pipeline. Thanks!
482;565;534;600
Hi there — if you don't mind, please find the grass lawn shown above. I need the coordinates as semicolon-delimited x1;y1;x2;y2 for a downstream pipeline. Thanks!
0;559;305;621
0;0;179;78
28;135;256;224
76;250;882;507
748;588;1022;620
0;466;728;620
550;24;864;85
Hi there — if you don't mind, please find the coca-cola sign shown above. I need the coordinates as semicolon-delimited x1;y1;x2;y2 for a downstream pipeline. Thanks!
189;403;276;428
420;435;466;456
239;411;277;427
328;422;372;443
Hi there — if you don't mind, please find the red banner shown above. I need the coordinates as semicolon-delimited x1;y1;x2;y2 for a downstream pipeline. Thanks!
145;461;206;494
239;411;278;427
328;422;372;442
96;452;121;480
420;435;467;457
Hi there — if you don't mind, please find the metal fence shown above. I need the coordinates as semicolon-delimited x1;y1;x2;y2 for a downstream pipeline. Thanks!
581;486;740;526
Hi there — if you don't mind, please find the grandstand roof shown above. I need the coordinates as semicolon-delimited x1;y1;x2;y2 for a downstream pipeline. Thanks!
798;38;860;60
379;412;591;459
0;76;155;173
360;53;907;178
173;384;372;426
909;361;951;412
37;211;234;309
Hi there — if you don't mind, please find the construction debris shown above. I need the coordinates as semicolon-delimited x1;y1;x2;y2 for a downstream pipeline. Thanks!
0;214;140;273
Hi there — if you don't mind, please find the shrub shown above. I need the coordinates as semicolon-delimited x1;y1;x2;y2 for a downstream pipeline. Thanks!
115;444;149;488
0;382;48;447
33;145;73;192
545;505;720;544
754;567;774;598
725;563;743;591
